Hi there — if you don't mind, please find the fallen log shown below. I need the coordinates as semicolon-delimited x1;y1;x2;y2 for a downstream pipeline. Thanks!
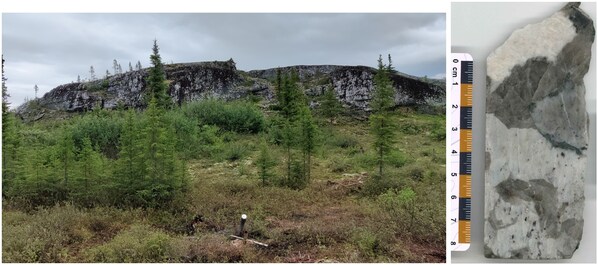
229;235;269;247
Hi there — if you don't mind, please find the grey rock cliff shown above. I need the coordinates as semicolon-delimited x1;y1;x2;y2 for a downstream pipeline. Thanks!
485;2;593;259
16;60;444;119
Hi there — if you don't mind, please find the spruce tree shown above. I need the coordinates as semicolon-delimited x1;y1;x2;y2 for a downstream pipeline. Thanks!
21;145;61;206
276;70;303;121
371;55;395;113
56;129;76;199
2;57;21;196
281;119;294;184
113;110;144;206
370;55;396;178
139;98;184;207
256;136;276;186
90;65;96;81
286;71;304;120
73;137;103;207
113;59;119;74
146;39;171;109
298;106;318;182
320;86;342;122
2;56;9;115
274;68;287;113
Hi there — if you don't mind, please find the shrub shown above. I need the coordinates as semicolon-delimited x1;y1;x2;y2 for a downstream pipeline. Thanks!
195;126;223;157
70;113;123;158
327;134;359;149
398;163;425;182
85;224;176;262
2;204;134;263
377;187;444;245
174;234;259;262
182;99;265;133
353;150;406;170
265;114;285;145
429;120;445;141
164;110;200;158
387;151;407;168
399;122;421;135
222;142;249;162
352;229;383;259
329;156;352;173
278;160;307;190
361;173;402;197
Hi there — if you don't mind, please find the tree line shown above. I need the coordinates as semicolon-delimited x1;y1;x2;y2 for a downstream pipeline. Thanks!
2;40;399;209
2;41;186;209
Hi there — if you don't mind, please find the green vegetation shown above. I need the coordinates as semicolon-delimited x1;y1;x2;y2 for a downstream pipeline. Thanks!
369;55;398;191
181;99;265;133
146;39;172;109
319;86;343;121
3;54;445;262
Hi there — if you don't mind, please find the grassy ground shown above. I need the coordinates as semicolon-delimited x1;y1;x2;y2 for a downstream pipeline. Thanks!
2;108;445;262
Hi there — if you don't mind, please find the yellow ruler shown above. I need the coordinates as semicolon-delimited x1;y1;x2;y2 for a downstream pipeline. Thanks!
448;53;472;251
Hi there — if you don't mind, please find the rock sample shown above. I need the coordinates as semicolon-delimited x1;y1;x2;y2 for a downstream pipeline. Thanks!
485;2;594;259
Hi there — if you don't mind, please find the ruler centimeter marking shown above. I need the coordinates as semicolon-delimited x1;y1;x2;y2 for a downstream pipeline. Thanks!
448;53;472;251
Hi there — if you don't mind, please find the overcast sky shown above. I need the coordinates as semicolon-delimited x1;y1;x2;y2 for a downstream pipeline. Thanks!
2;13;445;107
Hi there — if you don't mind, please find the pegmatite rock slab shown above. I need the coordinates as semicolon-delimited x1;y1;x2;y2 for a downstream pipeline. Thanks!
485;2;594;259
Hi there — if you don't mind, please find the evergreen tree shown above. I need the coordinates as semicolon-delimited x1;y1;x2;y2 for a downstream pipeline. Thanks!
72;137;103;207
320;86;342;121
371;55;395;113
370;114;395;177
129;62;134;72
77;75;81;83
281;119;294;184
105;70;110;78
298;106;318;182
113;109;144;206
256;136;276;186
56;129;76;197
34;84;38;99
90;65;96;81
21;145;63;206
139;98;184;207
387;54;397;74
2;57;21;196
113;59;119;74
2;56;8;115
275;68;283;103
146;39;171;109
276;70;303;121
136;60;142;70
370;55;396;178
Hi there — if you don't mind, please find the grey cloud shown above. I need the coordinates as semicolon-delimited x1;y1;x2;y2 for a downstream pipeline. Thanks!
3;13;445;107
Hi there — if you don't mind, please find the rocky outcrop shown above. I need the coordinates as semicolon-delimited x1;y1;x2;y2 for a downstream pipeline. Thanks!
16;60;444;119
250;65;444;111
484;2;593;259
